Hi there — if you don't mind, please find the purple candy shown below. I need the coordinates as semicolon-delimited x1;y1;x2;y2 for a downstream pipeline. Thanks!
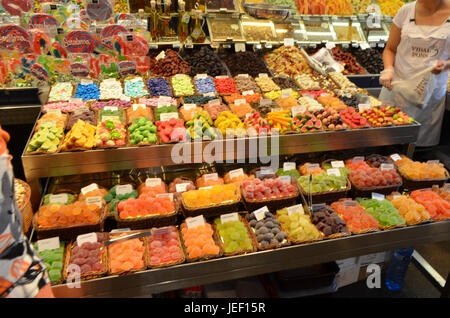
147;78;171;97
91;100;131;109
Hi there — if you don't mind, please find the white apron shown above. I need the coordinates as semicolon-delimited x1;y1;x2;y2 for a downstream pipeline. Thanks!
379;6;450;147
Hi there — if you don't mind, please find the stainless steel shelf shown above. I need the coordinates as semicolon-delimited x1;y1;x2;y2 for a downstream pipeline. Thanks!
0;104;41;125
51;220;450;298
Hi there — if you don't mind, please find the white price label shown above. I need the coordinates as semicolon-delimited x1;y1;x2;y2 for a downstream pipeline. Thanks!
81;183;98;195
119;96;131;101
132;104;146;111
49;193;68;204
352;156;365;163
390;154;402;161
427;160;440;165
343;200;357;206
102;116;120;122
47;109;62;116
159;96;172;102
325;42;335;49
204;92;216;97
204;173;218;181
175;74;186;79
327;168;341;177
86;196;102;207
372;193;385;201
380;164;394;171
280;176;291;183
283;162;296;171
80;79;93;85
331;161;345;168
258;73;268;78
160;112;179;121
77;232;98;246
220;212;239;224
197;74;208;79
198;186;213;190
260;167;274;175
146;178;162;187
284;38;295;47
242;90;254;96
235;42;246;52
155;193;174;201
360;42;370;50
183;104;197;110
116;184;133;195
186;215;205;229
358;104;371;112
157;101;171;108
292;106;306;117
175;183;190;193
104;106;118;111
254;206;268;221
155;51;166;61
238;74;249;78
216;76;228;79
208;99;221;106
306;163;320;171
37;237;60;251
152;227;171;236
393;195;401;200
229;168;244;179
234;99;246;105
287;204;304;216
110;228;131;233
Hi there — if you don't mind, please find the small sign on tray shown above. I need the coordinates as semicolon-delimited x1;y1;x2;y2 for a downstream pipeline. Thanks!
229;168;244;179
116;184;133;195
111;228;131;233
49;193;68;204
37;237;60;251
242;90;254;96
390;154;402;161
287;204;304;216
380;164;394;171
186;215;205;229
176;183;190;193
327;168;341;177
280;176;291;183
221;212;239;224
331;161;345;168
77;232;98;247
160;113;179;121
253;206;268;221
146;178;162;187
81;183;98;195
283;162;296;171
155;193;174;201
86;196;102;207
371;193;385;201
204;173;218;181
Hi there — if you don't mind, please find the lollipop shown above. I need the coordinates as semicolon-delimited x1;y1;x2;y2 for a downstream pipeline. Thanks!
0;25;32;52
62;17;88;30
113;34;149;56
29;13;59;28
64;30;98;53
50;41;67;58
117;60;136;76
1;0;33;16
30;29;51;54
114;13;133;23
100;24;127;49
79;9;92;24
20;55;36;74
86;0;113;21
31;63;49;82
70;62;89;77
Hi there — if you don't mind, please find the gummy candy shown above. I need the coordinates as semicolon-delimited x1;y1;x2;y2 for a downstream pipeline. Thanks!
398;161;448;180
68;233;106;277
180;221;220;259
242;178;297;201
356;198;406;228
277;207;321;242
147;226;184;266
331;199;379;233
246;210;287;247
118;196;175;219
109;232;145;274
182;184;239;208
386;193;431;225
37;201;102;228
214;217;253;254
410;189;450;221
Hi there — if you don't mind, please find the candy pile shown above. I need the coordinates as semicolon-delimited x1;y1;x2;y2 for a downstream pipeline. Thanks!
35;112;67;131
230;102;254;118
410;190;450;220
255;76;280;92
171;74;195;96
340;107;368;128
349;167;401;188
294;74;320;91
183;95;218;105
366;154;394;169
398;161;448;180
224;170;253;185
387;194;431;225
299;163;324;176
35;242;65;283
360;106;413;127
315;107;347;130
242;178;297;201
331;47;366;75
331;199;379;233
293;111;323;133
194;76;216;94
214;111;246;137
104;184;138;216
149;49;191;77
138;179;167;199
147;78;172;97
181;46;227;77
147;226;184;266
214;77;239;94
317;95;348;112
126;105;153;123
74;83;100;101
246;210;288;247
277;206;322;241
275;95;299;110
298;172;347;193
169;178;196;194
156;118;186;143
221;51;270;78
68;233;106;276
205;101;229;120
37;201;102;228
179;104;203;121
196;173;224;188
124;77;148;97
118;196;175;218
61;120;96;150
181;184;239;208
272;76;299;90
95;119;126;148
310;205;349;237
154;105;178;121
109;233;145;273
266;110;295;133
99;78;124;100
297;96;324;113
26;123;63;153
67;108;96;129
186;111;217;140
244;110;271;136
181;221;220;259
225;93;262;104
48;82;73;102
234;75;262;94
43;101;87;113
214;217;253;253
432;185;450;202
357;198;406;227
264;46;311;76
92;100;131;110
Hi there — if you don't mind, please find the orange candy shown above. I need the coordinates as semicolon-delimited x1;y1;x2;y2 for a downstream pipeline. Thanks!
387;193;431;225
398;161;448;180
195;174;224;188
345;159;371;171
37;201;101;228
78;186;108;201
36;112;68;131
118;196;175;219
223;171;253;186
317;95;347;112
410;189;450;220
137;180;167;199
109;233;145;273
331;199;379;233
299;163;324;176
432;185;450;202
229;103;254;118
126;106;153;124
180;222;220;259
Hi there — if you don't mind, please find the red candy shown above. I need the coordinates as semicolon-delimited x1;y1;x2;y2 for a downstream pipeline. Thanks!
214;77;239;94
156;118;187;143
339;107;368;129
242;177;297;200
301;90;329;99
349;168;401;188
147;226;184;266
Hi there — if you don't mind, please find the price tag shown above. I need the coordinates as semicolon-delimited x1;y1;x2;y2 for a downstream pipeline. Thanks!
283;162;296;171
49;193;68;204
235;42;246;52
204;173;218;181
229;168;244;179
146;178;162;187
77;232;98;246
110;228;131;233
160;112;179;121
155;193;174;201
104;106;118;112
260;99;272;106
343;200;357;206
254;206;268;221
197;74;208;79
342;43;349;49
116;184;133;195
360;42;370;50
155;51;166;61
47;109;62;116
81;183;98;195
119;96;131;101
378;42;385;48
242;90;254;96
280;176;291;183
352;156;364;163
204;92;216;97
41;120;56;127
393;194;401;200
260;167;274;175
183;104;197;110
86;196;102;207
176;183;190;193
287;204;304;216
325;42;335;49
370;42;377;48
186;215;205;229
427;160;440;165
284;38;295;47
208;99;221;106
258;73;268;78
390;154;402;162
327;168;341;177
185;43;194;49
175;74;187;79
132;104;146;111
73;107;87;115
380;164;394;171
306;163;320;171
102;116;119;122
216;75;228;79
292;106;306;117
80;79;93;85
221;212;239;224
358;104;371;112
372;193;385;201
159;96;172;102
235;99;246;105
238;74;249;78
198;186;213;190
351;42;359;48
172;43;181;49
331;161;345;168
37;237;60;251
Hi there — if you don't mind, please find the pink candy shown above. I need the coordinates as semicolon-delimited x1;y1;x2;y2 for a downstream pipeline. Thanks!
43;101;87;113
242;178;297;200
138;97;177;107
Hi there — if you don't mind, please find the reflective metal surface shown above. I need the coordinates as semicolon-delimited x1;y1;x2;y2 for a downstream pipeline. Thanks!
51;220;450;297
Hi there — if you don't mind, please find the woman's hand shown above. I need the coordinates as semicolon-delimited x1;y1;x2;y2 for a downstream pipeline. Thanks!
380;68;395;90
432;60;449;74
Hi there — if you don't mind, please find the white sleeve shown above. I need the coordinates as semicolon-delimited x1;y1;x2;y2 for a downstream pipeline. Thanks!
393;3;412;29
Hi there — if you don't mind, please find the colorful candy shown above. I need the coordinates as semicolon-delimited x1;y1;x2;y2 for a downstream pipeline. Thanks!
242;178;297;201
147;226;184;266
36;201;102;228
410;189;450;221
109;232;145;273
214;216;254;253
277;206;322;241
356;198;406;228
118;196;175;218
331;199;379;233
180;221;220;259
182;184;239;208
387;193;431;225
68;233;106;276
